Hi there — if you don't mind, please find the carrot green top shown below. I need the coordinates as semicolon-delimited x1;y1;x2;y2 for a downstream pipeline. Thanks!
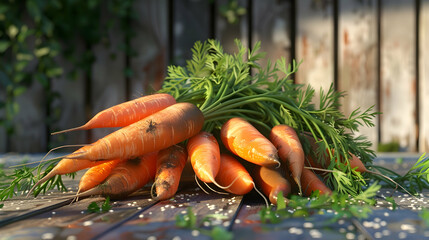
159;39;378;196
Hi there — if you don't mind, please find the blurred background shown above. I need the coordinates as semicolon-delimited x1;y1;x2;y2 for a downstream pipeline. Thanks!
0;0;427;154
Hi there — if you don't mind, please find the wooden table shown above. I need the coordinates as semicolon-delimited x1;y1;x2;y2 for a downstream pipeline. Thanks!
1;153;429;240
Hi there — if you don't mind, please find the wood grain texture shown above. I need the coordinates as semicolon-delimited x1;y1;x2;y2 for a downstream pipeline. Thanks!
215;0;249;54
419;0;429;152
380;0;417;151
9;82;47;152
50;53;87;149
338;0;378;150
295;0;334;106
130;0;168;94
90;2;127;143
172;0;212;67
101;188;243;240
251;0;292;72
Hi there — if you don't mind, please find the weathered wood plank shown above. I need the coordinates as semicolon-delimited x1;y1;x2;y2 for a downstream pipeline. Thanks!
9;82;47;152
0;87;6;152
251;0;292;71
380;0;417;151
90;2;127;143
171;0;212;67
215;0;248;54
0;189;155;239
419;0;429;152
295;0;334;103
338;0;379;150
50;53;87;149
130;0;168;94
101;188;242;240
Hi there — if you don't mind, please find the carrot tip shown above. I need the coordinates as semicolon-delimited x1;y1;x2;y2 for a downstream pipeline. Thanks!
293;176;302;196
51;126;86;135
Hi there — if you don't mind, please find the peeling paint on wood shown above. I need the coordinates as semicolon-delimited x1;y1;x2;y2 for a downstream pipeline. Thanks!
380;0;417;151
296;0;334;105
338;0;378;150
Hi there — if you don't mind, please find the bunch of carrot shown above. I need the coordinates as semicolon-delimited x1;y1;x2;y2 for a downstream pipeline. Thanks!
26;39;379;205
27;92;366;206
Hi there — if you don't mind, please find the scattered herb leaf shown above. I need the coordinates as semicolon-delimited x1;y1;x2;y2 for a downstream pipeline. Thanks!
87;197;112;213
175;207;233;240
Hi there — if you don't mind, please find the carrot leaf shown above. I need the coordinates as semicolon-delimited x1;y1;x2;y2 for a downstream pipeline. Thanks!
160;38;378;196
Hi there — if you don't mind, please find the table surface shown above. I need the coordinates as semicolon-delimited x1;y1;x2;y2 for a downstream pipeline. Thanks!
0;152;429;240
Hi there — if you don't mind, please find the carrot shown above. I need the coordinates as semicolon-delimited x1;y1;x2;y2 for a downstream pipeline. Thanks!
301;168;332;196
270;124;305;193
52;93;176;135
253;166;291;205
67;102;204;161
220;117;280;168
151;145;188;201
302;133;366;172
77;159;121;194
74;152;158;199
187;131;220;183
27;145;124;197
214;154;254;195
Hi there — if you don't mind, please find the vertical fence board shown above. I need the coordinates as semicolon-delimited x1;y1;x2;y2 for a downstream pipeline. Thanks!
251;0;292;70
215;0;249;54
295;0;334;102
338;0;379;149
50;53;87;149
9;82;47;152
172;0;212;66
90;6;127;143
130;0;168;95
420;0;429;152
0;89;5;152
380;0;417;151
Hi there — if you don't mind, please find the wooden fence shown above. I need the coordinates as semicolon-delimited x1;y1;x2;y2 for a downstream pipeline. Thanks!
1;0;428;153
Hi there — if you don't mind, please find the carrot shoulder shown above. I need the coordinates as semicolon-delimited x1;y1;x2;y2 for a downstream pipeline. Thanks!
152;145;188;201
52;93;176;135
220;117;280;168
187;131;221;183
75;152;158;199
68;102;204;161
270;124;305;192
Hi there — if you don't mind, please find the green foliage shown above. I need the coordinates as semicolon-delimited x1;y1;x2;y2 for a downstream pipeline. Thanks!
175;207;233;240
377;141;400;152
0;157;75;200
420;208;429;227
160;39;378;196
87;197;112;213
0;0;135;145
259;186;379;225
371;153;429;195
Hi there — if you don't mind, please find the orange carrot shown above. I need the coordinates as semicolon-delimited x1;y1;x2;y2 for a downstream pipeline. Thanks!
301;168;332;196
302;133;366;172
187;131;220;183
253;166;291;205
68;102;204;161
74;152;158;199
220;117;280;168
151;145;188;201
270;124;305;193
214;154;254;195
52;93;176;135
27;145;124;197
77;159;122;194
